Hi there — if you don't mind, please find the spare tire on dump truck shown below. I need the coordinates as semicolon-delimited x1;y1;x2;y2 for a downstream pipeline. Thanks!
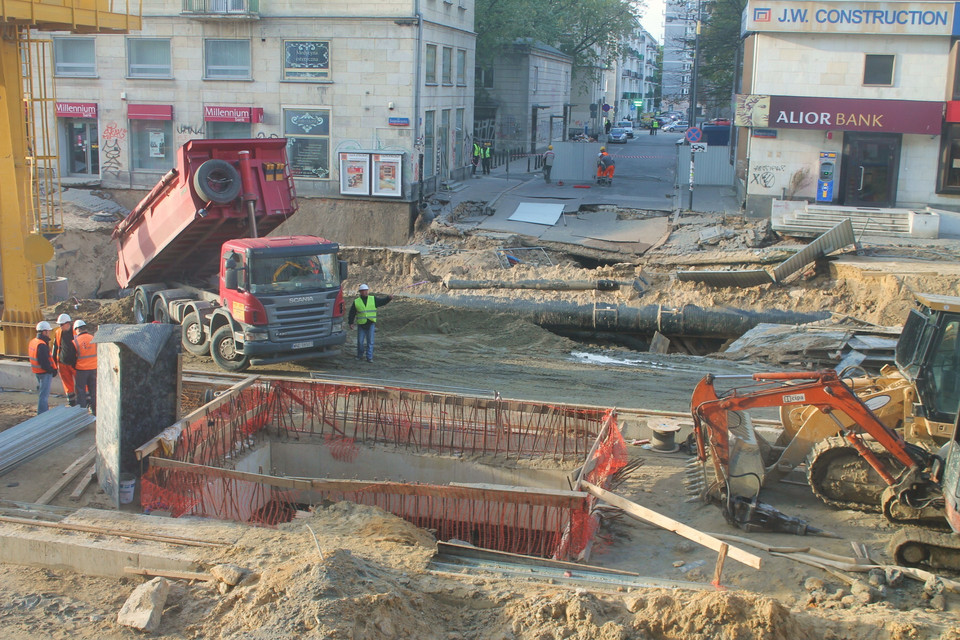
193;159;242;204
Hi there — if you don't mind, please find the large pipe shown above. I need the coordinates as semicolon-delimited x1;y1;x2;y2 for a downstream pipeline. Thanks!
408;294;829;338
444;277;622;291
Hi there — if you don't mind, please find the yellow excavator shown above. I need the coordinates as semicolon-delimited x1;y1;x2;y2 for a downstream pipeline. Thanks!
0;1;140;357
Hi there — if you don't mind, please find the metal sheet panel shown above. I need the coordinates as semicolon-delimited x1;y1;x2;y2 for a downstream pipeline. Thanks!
676;269;774;287
772;219;855;283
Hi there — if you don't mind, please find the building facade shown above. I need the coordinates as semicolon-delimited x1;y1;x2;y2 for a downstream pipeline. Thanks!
661;0;694;114
50;0;475;242
736;0;958;217
614;25;659;122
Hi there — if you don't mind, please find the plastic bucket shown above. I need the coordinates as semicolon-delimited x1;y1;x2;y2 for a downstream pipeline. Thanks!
119;473;136;505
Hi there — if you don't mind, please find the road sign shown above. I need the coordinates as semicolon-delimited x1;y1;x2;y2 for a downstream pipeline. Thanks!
602;103;611;112
685;127;703;143
691;142;707;153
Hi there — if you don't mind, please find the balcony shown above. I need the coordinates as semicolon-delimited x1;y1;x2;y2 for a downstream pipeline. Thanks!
182;0;259;19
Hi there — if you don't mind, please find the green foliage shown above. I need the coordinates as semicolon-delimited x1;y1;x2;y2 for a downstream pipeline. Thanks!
695;0;746;112
475;0;643;72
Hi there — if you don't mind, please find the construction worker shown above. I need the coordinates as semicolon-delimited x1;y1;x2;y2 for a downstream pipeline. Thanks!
650;118;659;136
542;145;555;183
28;321;58;414
472;140;481;176
73;320;97;415
596;147;615;185
347;284;393;363
52;313;78;407
481;140;493;175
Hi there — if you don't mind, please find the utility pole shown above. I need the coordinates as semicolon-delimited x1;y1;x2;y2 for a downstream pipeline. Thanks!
687;0;702;212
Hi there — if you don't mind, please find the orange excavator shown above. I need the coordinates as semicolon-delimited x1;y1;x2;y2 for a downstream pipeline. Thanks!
689;368;960;569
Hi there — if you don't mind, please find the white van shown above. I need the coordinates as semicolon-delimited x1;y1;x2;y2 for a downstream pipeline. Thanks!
616;120;635;138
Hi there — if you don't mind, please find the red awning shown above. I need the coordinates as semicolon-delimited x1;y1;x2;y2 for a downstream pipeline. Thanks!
56;102;97;119
947;101;960;123
128;104;173;120
204;105;264;123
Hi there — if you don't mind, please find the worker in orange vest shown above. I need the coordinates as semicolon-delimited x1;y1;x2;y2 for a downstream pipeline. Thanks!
52;313;78;407
28;321;58;414
73;320;98;415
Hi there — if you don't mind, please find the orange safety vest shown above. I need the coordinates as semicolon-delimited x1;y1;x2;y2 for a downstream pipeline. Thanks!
28;337;54;374
74;333;98;371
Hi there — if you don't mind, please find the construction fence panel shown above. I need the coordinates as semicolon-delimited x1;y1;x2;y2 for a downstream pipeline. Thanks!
676;143;736;187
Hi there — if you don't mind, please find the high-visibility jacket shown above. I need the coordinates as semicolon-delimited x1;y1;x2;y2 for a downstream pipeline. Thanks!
353;296;377;325
53;326;77;367
29;337;55;374
482;146;492;158
74;332;98;371
473;143;481;158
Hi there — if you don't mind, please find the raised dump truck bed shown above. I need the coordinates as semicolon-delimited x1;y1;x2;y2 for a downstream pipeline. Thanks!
113;138;297;289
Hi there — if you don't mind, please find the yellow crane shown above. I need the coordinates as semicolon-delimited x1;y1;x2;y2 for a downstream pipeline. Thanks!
0;1;140;357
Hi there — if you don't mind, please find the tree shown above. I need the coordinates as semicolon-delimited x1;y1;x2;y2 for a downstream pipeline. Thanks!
693;0;746;114
474;0;643;72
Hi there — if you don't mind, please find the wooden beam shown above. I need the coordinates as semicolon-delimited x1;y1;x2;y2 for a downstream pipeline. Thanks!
35;446;97;505
69;465;96;501
581;481;762;570
135;375;260;460
124;567;213;582
0;515;226;548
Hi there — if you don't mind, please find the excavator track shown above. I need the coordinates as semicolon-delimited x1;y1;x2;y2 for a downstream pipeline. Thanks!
806;436;905;513
888;527;960;572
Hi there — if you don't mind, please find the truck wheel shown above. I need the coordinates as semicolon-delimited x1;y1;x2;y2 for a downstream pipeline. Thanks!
152;298;169;324
193;159;242;204
181;312;210;356
133;290;151;323
211;325;251;372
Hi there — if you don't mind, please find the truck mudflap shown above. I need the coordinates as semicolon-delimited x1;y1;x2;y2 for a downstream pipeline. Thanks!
243;332;346;366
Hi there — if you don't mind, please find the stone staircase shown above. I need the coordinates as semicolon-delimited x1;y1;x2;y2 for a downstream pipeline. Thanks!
771;201;939;239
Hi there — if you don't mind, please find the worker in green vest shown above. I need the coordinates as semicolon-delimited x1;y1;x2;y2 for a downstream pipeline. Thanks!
472;141;482;176
481;140;493;174
348;284;393;362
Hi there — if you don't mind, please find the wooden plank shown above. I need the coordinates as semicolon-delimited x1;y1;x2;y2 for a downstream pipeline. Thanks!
712;542;728;587
69;465;96;501
135;375;260;460
151;458;587;508
124;567;213;582
574;412;614;490
581;481;762;570
35;446;97;505
0;515;226;548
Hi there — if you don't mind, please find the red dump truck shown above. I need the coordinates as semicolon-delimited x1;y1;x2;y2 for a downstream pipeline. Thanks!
113;138;347;372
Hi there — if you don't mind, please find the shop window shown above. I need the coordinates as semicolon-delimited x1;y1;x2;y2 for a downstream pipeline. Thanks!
54;38;96;77
425;45;437;84
131;120;174;171
455;108;464;166
283;40;330;81
864;54;894;86
208;121;251;139
284;108;330;179
204;39;251;80
456;50;466;86
127;39;172;78
442;47;452;85
938;124;960;194
424;110;435;177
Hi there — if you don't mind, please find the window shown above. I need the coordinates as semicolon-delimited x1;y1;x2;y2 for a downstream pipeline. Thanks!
425;45;437;84
455;108;464;166
456;50;466;86
864;54;894;86
131;120;173;171
533;66;539;92
127;39;172;78
54;38;95;77
475;66;494;89
284;108;330;179
284;40;330;81
440;109;450;174
442;47;452;84
207;121;251;139
204;39;251;79
424;110;435;177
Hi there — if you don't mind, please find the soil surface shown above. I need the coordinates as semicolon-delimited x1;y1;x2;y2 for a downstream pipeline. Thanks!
4;196;960;639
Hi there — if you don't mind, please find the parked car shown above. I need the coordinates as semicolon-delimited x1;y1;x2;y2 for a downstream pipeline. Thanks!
607;127;630;143
616;121;635;138
663;120;689;132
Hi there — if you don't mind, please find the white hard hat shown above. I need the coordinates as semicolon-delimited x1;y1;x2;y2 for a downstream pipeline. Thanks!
358;284;369;291
73;319;87;329
36;321;52;331
57;313;71;324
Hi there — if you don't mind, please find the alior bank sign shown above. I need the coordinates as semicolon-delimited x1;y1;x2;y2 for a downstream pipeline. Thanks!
744;1;960;35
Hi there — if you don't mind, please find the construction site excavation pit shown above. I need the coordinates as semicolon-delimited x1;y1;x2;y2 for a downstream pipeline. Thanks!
136;375;629;560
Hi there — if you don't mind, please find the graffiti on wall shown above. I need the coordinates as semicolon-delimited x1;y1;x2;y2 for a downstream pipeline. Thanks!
750;163;785;189
101;122;127;177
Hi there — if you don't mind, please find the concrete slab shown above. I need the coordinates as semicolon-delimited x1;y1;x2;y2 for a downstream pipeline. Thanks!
0;359;66;395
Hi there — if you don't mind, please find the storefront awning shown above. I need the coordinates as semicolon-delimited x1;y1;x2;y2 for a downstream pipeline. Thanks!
128;104;173;120
56;102;97;119
203;106;264;123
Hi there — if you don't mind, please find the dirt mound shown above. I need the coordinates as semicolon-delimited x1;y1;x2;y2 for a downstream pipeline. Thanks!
50;228;117;299
45;297;134;326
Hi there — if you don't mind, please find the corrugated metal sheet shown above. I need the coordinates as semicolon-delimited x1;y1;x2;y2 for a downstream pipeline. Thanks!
676;144;736;186
0;406;95;475
772;219;855;282
676;269;774;287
